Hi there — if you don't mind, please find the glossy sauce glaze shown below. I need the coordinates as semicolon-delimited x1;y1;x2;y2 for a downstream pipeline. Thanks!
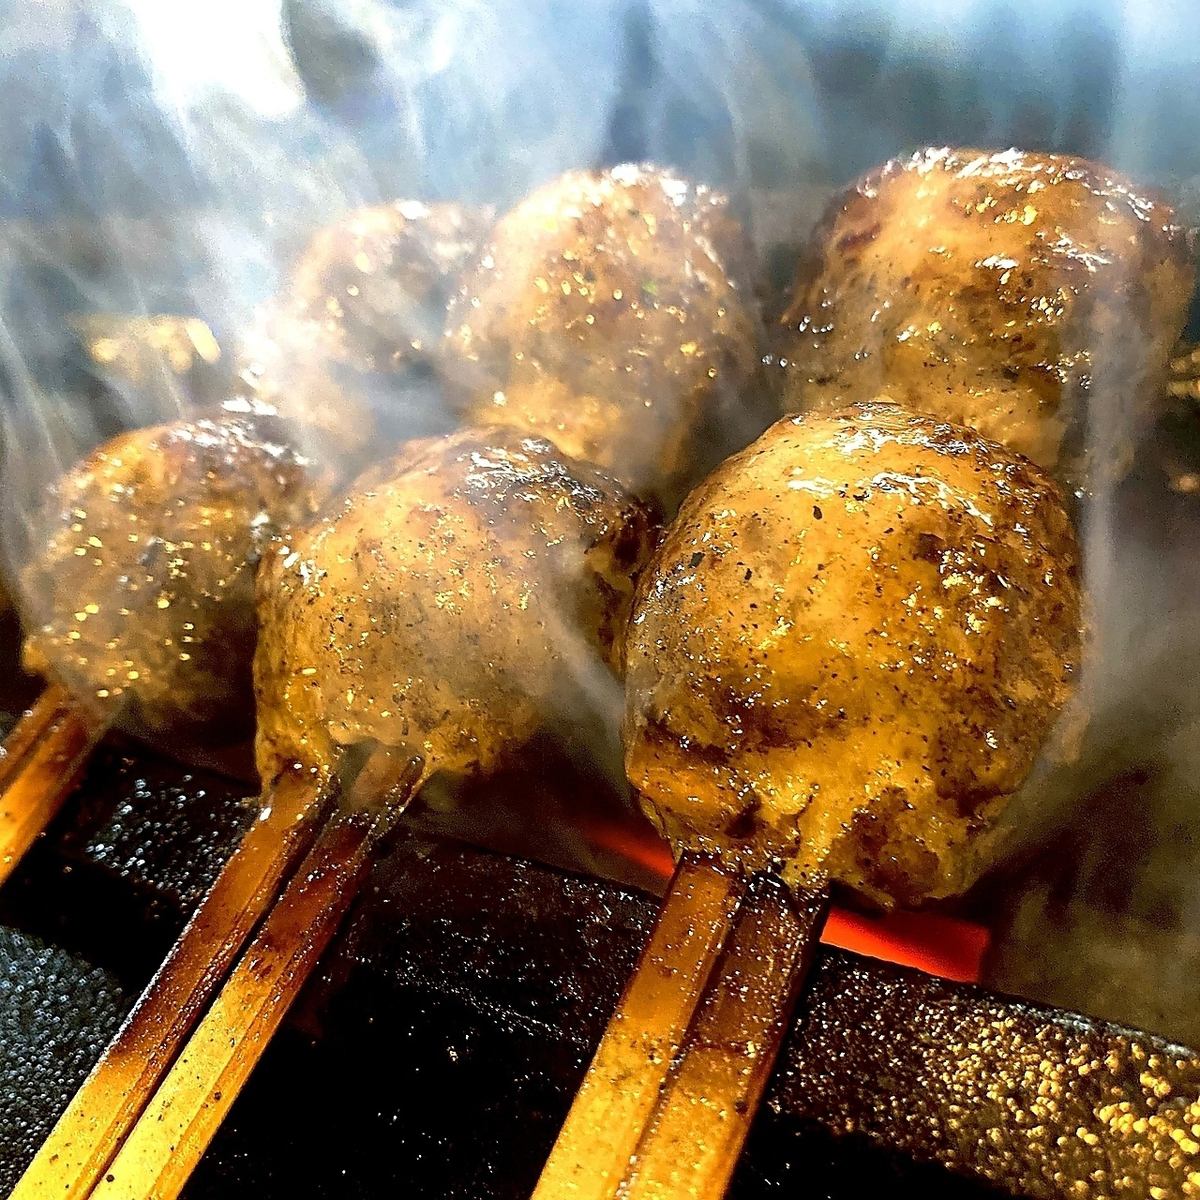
235;201;492;476
444;164;765;511
254;427;656;790
286;200;494;374
776;148;1194;484
625;402;1082;907
20;411;329;742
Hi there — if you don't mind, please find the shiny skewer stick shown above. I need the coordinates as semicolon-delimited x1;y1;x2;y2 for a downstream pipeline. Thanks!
0;688;112;886
534;856;827;1200
10;764;330;1200
0;688;73;791
90;748;420;1200
621;875;827;1200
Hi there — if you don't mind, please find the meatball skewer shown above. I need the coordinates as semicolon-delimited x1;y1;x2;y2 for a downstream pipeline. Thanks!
16;184;658;1193
536;403;1082;1199
4;195;499;1196
0;406;330;888
23;428;654;1200
284;198;493;375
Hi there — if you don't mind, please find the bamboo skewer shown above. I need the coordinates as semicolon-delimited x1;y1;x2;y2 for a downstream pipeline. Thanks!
533;858;828;1200
11;765;330;1200
91;747;422;1200
621;875;828;1200
0;688;111;886
0;685;71;790
533;856;748;1200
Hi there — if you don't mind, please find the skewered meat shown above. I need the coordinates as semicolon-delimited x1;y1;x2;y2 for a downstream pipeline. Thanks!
19;407;330;742
235;201;489;474
624;402;1082;907
285;200;493;373
254;427;656;788
776;148;1194;481
443;164;764;510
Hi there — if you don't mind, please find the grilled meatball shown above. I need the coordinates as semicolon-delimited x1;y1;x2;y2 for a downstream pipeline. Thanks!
20;410;329;742
444;164;764;510
286;200;493;373
254;427;656;789
624;403;1082;907
236;201;489;474
776;148;1194;481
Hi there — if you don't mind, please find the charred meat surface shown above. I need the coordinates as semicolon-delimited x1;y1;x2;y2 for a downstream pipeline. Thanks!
444;164;764;510
254;427;656;788
20;412;329;743
625;403;1082;907
776;148;1194;480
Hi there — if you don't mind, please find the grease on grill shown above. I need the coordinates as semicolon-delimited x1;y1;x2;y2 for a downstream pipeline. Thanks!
625;403;1082;906
775;147;1195;485
0;928;129;1194
774;953;1200;1200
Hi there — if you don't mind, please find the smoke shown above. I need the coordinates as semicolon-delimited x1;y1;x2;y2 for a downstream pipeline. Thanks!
0;0;627;567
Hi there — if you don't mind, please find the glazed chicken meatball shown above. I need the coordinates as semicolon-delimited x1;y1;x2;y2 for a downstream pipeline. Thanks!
20;410;329;742
625;403;1082;907
776;148;1194;481
286;200;493;373
444;164;764;510
254;427;656;790
235;201;490;473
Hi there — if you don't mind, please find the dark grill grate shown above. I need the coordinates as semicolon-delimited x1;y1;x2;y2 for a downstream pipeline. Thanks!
1;734;1197;1198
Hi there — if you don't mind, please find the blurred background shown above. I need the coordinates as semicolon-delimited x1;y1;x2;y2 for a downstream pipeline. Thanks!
2;0;1198;476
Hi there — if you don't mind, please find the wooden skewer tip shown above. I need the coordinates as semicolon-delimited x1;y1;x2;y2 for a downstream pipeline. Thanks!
0;687;110;887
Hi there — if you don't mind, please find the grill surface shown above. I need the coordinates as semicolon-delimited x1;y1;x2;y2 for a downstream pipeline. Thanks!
1;725;1198;1199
